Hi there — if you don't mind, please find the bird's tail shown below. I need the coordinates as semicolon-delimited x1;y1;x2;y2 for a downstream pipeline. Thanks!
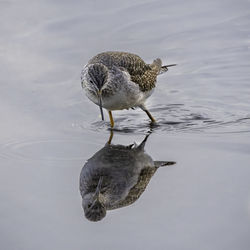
159;63;177;75
151;58;177;74
151;58;162;69
154;161;176;168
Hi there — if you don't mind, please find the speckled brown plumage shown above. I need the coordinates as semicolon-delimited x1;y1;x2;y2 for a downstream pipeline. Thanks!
88;51;162;92
108;166;158;210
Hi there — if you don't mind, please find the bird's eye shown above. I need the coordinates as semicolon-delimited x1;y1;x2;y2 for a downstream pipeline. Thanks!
88;204;91;208
89;80;93;84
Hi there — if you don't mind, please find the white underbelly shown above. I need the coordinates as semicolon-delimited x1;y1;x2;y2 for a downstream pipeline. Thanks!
85;80;154;111
102;85;153;111
102;91;140;110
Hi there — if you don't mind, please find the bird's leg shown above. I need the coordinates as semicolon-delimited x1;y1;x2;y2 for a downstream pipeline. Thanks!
144;109;156;123
107;129;113;144
108;110;114;128
139;105;156;123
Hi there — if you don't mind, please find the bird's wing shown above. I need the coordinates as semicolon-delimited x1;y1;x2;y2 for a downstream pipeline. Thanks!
89;51;159;92
108;166;158;210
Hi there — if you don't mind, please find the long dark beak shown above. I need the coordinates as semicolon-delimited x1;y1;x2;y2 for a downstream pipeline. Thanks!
165;64;177;67
98;94;104;121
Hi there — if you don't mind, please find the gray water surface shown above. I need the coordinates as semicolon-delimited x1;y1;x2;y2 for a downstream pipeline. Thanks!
1;0;250;249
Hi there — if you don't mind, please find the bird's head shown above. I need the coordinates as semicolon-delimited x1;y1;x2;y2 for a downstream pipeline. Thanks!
86;63;108;120
82;176;106;222
83;198;106;222
87;63;108;92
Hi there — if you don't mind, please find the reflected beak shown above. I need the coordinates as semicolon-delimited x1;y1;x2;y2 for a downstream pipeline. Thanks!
88;176;103;211
93;176;103;202
98;92;104;121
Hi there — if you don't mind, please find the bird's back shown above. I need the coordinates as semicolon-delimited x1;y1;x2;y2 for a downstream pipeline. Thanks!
89;51;149;75
108;166;158;210
88;51;162;92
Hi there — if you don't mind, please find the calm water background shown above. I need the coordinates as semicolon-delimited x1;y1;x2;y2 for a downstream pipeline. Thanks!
1;0;250;249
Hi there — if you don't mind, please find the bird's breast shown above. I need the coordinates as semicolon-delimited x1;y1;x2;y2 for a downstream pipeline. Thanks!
101;80;154;110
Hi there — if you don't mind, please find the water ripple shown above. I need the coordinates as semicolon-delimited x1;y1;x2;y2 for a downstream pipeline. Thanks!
0;138;95;162
75;103;250;135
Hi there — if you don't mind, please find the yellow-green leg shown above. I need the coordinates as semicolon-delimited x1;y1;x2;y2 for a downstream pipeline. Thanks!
144;109;156;123
108;111;114;128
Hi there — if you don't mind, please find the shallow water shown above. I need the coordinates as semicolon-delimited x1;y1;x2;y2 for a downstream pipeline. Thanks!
1;0;250;249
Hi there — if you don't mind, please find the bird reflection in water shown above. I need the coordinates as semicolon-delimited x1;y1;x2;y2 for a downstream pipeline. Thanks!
79;132;175;222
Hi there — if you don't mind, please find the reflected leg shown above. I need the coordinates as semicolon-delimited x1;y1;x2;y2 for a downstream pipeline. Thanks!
107;130;113;144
